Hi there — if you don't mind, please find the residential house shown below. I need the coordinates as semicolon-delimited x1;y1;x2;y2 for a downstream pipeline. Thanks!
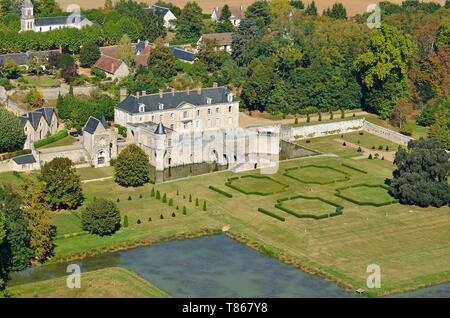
169;46;196;63
144;5;177;30
9;153;39;172
19;107;59;149
0;49;61;67
93;55;129;80
197;33;233;53
211;6;244;26
20;0;93;32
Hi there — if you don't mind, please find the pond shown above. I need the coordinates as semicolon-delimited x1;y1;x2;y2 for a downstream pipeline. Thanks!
9;235;449;298
10;235;350;298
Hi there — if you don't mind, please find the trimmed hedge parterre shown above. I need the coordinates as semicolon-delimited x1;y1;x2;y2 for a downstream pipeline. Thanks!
341;163;368;174
225;175;289;196
209;185;233;198
335;184;398;206
275;194;344;220
283;164;350;185
257;208;285;222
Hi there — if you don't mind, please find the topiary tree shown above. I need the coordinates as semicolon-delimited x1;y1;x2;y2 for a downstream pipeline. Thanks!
114;144;151;187
169;198;173;206
156;190;161;200
368;154;373;159
39;157;83;210
389;138;450;207
123;215;129;228
183;206;187;214
195;198;199;206
151;188;155;197
189;194;192;202
202;201;207;211
82;198;121;236
80;41;101;67
162;193;167;203
318;112;322;121
0;108;26;153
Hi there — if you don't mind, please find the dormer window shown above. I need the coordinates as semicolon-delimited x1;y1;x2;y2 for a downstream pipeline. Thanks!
206;97;212;105
159;103;164;110
227;93;233;102
139;104;145;113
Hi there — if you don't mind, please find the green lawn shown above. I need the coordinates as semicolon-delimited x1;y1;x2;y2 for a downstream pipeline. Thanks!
76;166;114;181
11;267;170;298
285;165;348;184
339;131;400;150
51;212;83;238
281;197;337;216
338;185;394;205
227;176;287;195
365;116;428;140
22;75;60;88
39;136;78;149
296;136;362;158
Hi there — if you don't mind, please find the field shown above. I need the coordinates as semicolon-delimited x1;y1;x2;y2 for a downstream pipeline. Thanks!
57;0;446;16
2;129;449;297
39;135;78;149
11;267;171;298
21;76;60;88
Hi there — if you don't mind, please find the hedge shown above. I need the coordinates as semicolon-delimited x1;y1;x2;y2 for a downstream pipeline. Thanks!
34;129;69;148
341;163;368;174
283;164;350;185
209;185;233;198
275;194;344;220
257;208;285;222
114;124;127;137
335;184;398;206
1;148;32;161
225;175;288;196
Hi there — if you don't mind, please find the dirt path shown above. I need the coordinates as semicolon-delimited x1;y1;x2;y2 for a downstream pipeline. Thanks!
333;139;395;162
239;110;370;128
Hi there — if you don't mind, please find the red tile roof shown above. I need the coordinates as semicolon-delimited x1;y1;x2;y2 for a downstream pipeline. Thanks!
94;55;124;74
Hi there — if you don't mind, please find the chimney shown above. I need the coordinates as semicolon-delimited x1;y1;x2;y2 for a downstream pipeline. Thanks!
197;86;202;95
171;88;175;96
159;89;163;98
186;87;190;95
120;87;127;102
213;82;218;88
141;90;146;96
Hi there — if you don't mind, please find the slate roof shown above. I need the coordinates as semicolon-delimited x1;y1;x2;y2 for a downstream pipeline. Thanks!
154;122;166;134
169;46;195;62
20;108;55;130
83;116;108;134
35;15;89;26
144;5;171;17
117;86;236;114
0;53;28;66
201;33;233;47
94;55;124;74
12;154;36;165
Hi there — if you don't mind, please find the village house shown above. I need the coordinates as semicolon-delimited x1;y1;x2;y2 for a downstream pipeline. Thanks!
169;46;196;63
144;5;177;30
0;49;61;67
211;6;244;26
19;107;60;149
20;0;93;33
93;55;130;80
197;33;233;53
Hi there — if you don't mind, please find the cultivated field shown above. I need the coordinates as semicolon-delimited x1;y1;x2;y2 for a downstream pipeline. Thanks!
11;267;171;298
57;0;446;16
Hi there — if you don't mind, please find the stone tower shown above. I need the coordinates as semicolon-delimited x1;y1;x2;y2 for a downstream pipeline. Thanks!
21;0;35;32
154;122;167;171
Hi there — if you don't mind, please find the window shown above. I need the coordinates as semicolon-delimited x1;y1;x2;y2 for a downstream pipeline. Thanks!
139;104;145;113
206;97;212;104
197;109;200;117
170;113;175;120
207;108;211;115
215;107;220;114
158;103;164;110
195;120;200;128
227;93;233;102
216;118;221;127
228;106;232;113
151;115;155;122
159;114;163;121
170;124;174;130
183;122;187;129
183;111;188;119
207;119;211;128
139;116;143;122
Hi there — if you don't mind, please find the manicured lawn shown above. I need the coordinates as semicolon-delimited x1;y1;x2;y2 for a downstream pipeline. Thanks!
281;197;337;216
22;75;60;88
338;185;394;205
39;136;78;149
365;116;428;140
284;165;348;184
11;267;170;298
340;131;400;150
290;115;366;127
50;212;83;237
296;136;362;158
226;175;287;195
76;166;114;181
45;155;450;297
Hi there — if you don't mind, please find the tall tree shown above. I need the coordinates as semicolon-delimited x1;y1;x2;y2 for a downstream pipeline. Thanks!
39;158;84;210
114;144;151;187
219;4;232;21
116;34;135;67
269;0;292;19
429;110;450;149
80;41;101;67
82;198;121;236
0;108;25;153
304;1;318;16
354;25;415;118
389;138;450;207
176;1;203;39
147;41;177;81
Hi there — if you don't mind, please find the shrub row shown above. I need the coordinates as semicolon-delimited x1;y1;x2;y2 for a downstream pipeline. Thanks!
335;184;398;207
209;185;232;198
225;175;288;196
34;129;69;148
257;208;285;222
283;164;350;185
225;181;277;196
0;148;32;161
275;194;344;220
341;163;368;174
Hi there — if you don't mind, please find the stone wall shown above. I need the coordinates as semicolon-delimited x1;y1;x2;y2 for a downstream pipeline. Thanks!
363;121;413;146
285;119;365;141
37;147;90;166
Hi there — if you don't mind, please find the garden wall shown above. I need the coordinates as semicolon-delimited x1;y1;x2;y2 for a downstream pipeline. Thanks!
284;119;365;141
37;147;90;166
363;121;413;146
